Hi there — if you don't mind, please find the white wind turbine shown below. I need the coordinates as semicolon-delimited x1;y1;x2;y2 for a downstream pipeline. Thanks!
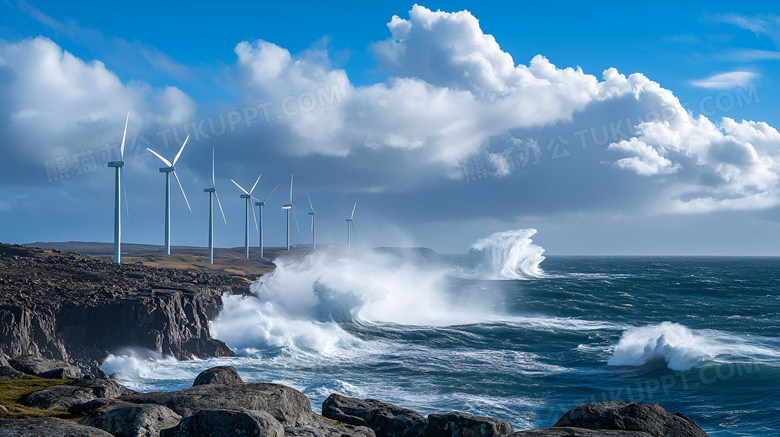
307;192;316;250
231;174;262;259
282;174;300;251
254;184;278;258
204;148;227;265
107;113;130;263
346;202;357;248
147;136;192;255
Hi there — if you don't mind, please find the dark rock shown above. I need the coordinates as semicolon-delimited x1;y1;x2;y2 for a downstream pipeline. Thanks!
69;398;124;415
160;409;283;437
8;356;71;376
23;378;136;411
553;402;708;437
23;385;98;411
82;402;182;437
322;393;427;437
513;428;651;436
427;412;514;437
286;415;377;437
192;365;243;386
122;382;313;426
39;365;84;379
0;417;113;436
0;364;24;380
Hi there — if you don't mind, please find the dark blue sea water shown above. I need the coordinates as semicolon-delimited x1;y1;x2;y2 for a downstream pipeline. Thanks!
103;230;780;436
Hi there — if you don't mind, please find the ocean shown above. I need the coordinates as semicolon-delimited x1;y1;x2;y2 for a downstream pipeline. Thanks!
101;229;780;436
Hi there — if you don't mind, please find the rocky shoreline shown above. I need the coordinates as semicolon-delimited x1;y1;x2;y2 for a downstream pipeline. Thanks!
0;365;710;436
0;243;711;435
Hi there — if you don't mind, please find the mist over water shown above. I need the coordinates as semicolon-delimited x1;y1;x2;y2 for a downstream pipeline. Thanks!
100;233;780;435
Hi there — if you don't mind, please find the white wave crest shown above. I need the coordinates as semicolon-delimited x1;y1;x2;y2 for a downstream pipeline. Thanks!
469;229;545;279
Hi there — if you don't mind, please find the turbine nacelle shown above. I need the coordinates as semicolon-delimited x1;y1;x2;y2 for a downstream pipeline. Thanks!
283;204;292;210
107;161;124;168
240;194;251;199
204;188;215;193
159;166;175;173
255;201;265;206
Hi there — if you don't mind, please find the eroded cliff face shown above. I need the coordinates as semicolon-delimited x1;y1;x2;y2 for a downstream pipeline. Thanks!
0;244;244;373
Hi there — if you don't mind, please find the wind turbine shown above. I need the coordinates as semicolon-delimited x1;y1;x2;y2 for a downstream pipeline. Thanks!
254;184;278;258
307;192;316;250
282;174;300;251
107;113;129;263
204;148;227;264
231;174;262;259
346;202;357;248
147;136;192;255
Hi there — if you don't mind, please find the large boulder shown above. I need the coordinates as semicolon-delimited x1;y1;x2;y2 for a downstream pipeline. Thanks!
8;356;72;376
0;364;24;380
23;378;136;411
160;409;284;437
286;415;376;437
82;402;182;437
322;393;428;437
427;412;514;437
122;382;314;427
553;402;708;437
23;385;98;411
0;417;113;436
39;365;84;380
192;365;243;386
513;428;651;436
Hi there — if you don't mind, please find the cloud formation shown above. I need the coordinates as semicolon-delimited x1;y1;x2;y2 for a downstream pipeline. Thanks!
690;71;759;89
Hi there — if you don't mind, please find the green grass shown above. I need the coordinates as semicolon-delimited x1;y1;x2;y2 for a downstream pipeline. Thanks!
0;375;81;421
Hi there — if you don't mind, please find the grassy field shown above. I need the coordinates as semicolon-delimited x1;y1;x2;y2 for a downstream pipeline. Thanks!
0;376;81;421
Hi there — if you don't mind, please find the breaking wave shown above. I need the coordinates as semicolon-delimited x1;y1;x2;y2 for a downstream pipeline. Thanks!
469;229;546;279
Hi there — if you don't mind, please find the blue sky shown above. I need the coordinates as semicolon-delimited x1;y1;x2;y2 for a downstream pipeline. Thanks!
1;1;780;255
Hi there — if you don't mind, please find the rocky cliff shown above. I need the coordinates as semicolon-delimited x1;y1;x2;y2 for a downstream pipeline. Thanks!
0;243;249;373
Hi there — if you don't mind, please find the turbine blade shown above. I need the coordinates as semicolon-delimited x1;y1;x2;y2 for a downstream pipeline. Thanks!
146;148;172;167
121;167;129;218
351;220;358;241
307;192;314;213
251;200;259;233
289;173;294;204
120;113;129;161
231;179;249;195
263;184;279;203
211;148;215;188
250;174;262;195
291;205;300;234
214;190;227;225
351;202;357;220
310;214;314;232
173;170;191;212
172;135;189;165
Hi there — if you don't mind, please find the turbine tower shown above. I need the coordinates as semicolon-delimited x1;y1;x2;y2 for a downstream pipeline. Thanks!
204;148;227;264
254;184;278;258
346;202;357;248
107;113;129;263
231;175;262;259
307;192;316;250
282;174;300;251
147;136;192;255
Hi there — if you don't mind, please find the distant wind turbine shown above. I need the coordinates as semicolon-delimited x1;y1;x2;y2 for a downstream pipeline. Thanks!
254;184;278;258
282;174;300;251
346;202;357;248
147;136;191;255
307;192;316;250
107;113;130;263
204;148;227;265
231;174;262;259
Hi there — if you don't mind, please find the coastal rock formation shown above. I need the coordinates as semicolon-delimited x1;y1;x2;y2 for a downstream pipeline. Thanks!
23;377;137;411
427;412;514;437
192;365;243;386
513;429;652;436
82;402;182;437
553;402;709;437
121;382;314;427
322;393;428;437
160;409;283;437
0;417;114;436
0;243;240;373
